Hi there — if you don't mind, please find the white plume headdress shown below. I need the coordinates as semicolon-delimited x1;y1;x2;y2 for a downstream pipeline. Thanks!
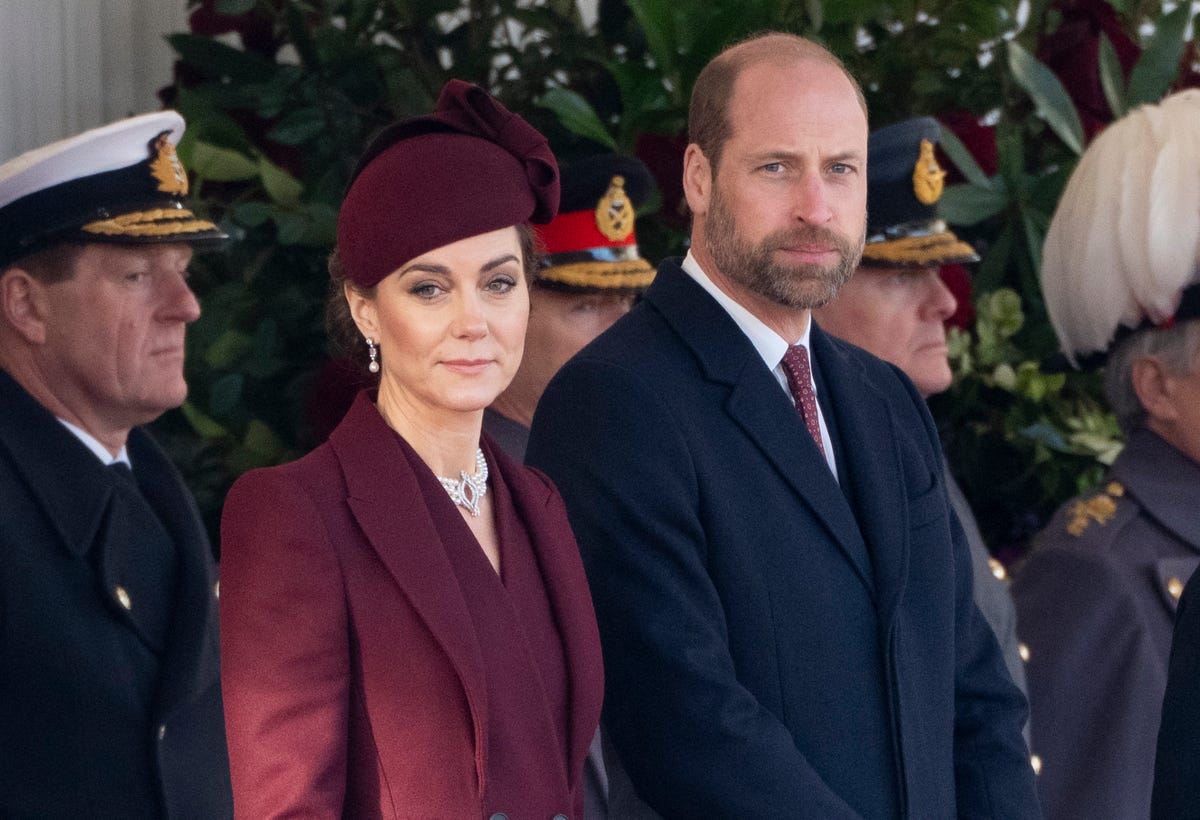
1041;89;1200;365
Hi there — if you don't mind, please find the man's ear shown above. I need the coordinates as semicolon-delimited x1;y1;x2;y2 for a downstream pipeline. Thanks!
0;268;48;345
1131;355;1178;424
682;143;713;220
343;281;378;340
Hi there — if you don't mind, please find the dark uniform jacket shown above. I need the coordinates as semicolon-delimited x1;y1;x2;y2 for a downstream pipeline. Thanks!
1014;428;1200;820
0;369;232;818
527;259;1039;819
1154;565;1200;819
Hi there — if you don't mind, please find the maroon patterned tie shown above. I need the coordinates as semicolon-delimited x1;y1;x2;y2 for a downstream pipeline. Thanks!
781;344;827;459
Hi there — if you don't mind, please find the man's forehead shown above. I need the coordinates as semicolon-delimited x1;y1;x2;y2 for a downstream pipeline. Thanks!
726;61;867;146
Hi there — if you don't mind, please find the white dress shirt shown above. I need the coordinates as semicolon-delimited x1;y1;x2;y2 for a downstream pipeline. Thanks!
58;418;132;467
679;252;838;478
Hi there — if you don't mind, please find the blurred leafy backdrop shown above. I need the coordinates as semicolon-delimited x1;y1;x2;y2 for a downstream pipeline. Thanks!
157;0;1199;557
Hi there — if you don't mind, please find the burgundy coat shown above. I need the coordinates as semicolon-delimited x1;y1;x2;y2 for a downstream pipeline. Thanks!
219;393;603;819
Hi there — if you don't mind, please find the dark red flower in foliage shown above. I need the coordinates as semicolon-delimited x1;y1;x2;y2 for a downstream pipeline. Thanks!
188;0;279;57
636;132;689;231
1037;0;1139;139
940;264;976;331
937;111;998;182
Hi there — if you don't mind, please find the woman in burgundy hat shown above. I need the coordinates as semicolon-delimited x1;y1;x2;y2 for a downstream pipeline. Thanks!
218;81;603;819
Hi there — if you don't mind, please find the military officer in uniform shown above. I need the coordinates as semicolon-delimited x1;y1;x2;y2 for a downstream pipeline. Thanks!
0;112;233;818
486;153;657;463
812;117;1030;719
1013;88;1200;820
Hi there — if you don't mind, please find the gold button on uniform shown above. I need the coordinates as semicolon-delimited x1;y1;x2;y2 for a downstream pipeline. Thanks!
115;586;131;610
1018;642;1031;663
988;557;1007;581
214;580;220;599
1031;754;1042;775
1169;577;1184;600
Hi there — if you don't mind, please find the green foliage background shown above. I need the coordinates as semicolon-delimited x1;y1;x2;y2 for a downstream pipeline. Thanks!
158;0;1198;557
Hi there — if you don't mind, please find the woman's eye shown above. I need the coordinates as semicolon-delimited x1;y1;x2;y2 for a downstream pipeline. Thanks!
410;283;443;299
486;276;516;294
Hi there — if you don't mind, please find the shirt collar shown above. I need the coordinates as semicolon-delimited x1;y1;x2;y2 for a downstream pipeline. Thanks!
679;250;813;372
57;418;131;467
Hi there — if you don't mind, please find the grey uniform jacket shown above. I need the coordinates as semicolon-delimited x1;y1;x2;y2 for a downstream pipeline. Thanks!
1014;427;1200;820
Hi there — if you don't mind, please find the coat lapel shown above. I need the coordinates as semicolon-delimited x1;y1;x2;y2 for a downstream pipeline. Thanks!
329;394;490;762
489;438;604;794
129;429;222;721
811;327;911;625
645;263;876;594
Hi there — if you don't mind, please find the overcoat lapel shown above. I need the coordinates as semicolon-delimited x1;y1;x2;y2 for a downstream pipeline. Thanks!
329;394;489;770
131;429;221;721
645;264;876;594
489;438;604;793
811;326;911;626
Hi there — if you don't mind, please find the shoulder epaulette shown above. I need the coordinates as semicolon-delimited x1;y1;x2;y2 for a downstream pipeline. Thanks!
1066;482;1125;537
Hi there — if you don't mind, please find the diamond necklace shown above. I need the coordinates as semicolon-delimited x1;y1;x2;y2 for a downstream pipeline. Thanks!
438;448;488;517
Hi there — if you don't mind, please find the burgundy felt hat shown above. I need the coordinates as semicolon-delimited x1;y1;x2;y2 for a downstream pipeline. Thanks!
337;80;560;288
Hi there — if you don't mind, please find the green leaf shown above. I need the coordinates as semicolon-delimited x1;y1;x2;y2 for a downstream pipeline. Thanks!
937;124;993;189
204;328;254;369
209;373;245;417
537;88;617;149
189;142;259;182
1126;2;1192;108
1097;33;1127;119
938;181;1008;226
1020;206;1048;281
232;202;273;228
273;212;308;246
1007;41;1085;155
975;222;1015;293
215;0;257;13
258;158;304;207
268;108;327;145
626;0;681;79
167;33;276;84
804;0;823;31
243;419;285;460
180;401;231;441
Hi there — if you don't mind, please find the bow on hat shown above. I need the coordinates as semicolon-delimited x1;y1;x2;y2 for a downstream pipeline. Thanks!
338;80;560;288
432;80;559;222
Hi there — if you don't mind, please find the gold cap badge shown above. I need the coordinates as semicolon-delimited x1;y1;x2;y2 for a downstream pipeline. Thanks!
149;132;188;196
912;139;945;206
595;175;635;242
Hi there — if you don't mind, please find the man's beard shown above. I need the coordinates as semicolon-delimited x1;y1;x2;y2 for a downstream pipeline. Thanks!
705;182;864;309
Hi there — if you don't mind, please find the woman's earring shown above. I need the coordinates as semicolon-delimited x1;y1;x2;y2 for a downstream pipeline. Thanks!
366;337;380;373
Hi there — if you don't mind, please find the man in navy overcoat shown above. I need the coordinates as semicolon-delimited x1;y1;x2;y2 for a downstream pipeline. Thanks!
527;33;1039;819
0;113;232;818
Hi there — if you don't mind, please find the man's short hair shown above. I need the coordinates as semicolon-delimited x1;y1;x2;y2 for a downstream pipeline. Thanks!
1104;320;1200;432
688;32;867;172
4;243;85;285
